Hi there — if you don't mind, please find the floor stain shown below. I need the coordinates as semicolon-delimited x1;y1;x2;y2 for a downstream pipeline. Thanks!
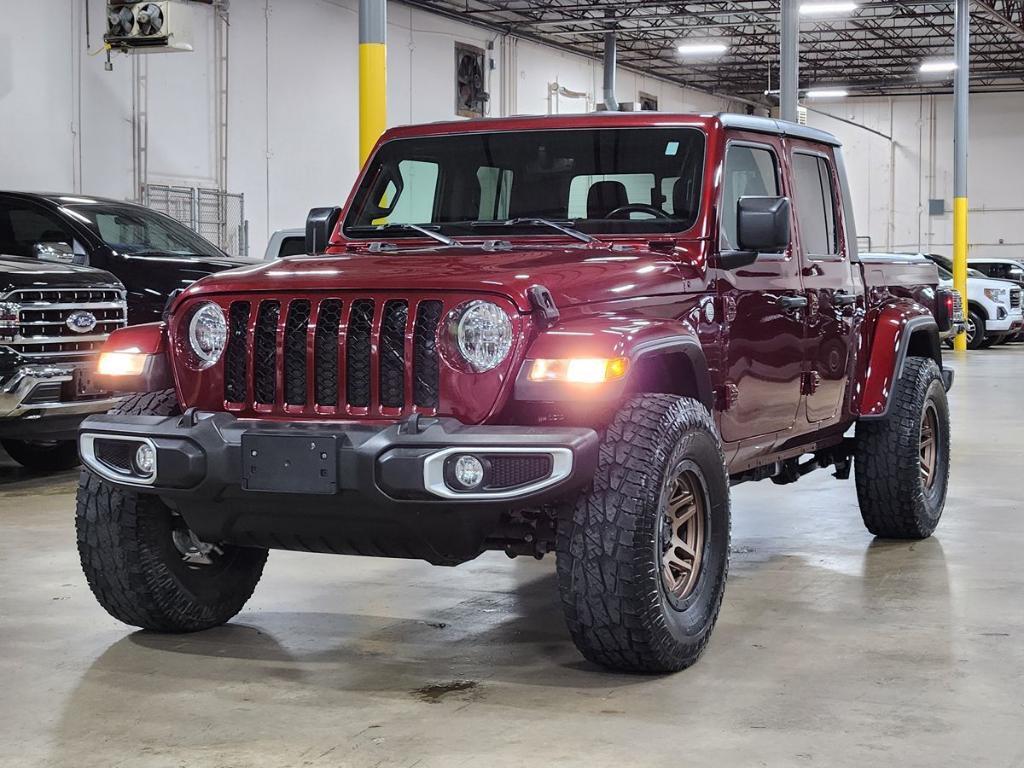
412;680;478;704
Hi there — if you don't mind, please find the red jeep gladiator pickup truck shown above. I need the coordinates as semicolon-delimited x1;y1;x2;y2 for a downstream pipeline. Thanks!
76;113;956;674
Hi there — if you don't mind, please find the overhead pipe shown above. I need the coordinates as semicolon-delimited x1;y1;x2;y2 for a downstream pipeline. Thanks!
779;0;799;122
359;0;387;166
603;15;618;112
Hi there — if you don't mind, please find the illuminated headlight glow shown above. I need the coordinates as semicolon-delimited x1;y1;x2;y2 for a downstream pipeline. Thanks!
529;357;629;384
97;350;147;376
452;300;513;372
187;302;227;369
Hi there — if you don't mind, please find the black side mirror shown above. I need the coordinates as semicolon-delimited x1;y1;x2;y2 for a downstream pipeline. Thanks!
737;196;790;253
305;207;342;255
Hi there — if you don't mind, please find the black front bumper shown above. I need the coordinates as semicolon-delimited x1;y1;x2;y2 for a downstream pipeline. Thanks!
78;412;599;564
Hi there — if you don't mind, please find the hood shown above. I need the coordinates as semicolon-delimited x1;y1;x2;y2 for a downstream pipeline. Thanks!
0;255;123;295
176;242;708;311
940;275;1021;294
120;253;260;281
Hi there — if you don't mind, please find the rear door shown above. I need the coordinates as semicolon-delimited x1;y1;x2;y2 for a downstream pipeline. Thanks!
717;136;806;443
787;144;858;425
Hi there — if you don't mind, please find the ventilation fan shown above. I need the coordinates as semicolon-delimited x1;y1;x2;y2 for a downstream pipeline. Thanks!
455;44;489;118
103;1;193;53
136;3;164;35
107;6;135;36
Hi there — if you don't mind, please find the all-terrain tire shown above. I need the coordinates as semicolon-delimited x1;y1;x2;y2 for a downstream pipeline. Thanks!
855;356;950;539
1;439;80;471
76;389;268;632
556;394;730;674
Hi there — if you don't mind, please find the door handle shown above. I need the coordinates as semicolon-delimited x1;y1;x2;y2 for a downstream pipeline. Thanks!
777;295;808;312
833;290;858;307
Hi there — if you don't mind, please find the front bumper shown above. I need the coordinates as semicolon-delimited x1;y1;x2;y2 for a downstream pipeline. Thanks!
0;364;122;438
78;412;600;564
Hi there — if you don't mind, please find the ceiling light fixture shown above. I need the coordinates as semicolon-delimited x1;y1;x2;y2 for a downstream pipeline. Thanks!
677;42;729;55
806;88;849;98
920;60;957;73
800;1;858;14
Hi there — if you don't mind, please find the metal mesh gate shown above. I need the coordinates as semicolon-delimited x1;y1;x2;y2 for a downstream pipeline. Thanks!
142;185;249;257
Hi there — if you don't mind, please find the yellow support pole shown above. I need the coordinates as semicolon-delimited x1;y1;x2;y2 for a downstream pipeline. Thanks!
952;196;968;351
358;42;386;167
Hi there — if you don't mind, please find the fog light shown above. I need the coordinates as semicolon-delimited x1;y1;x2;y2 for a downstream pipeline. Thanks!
453;455;484;489
134;443;156;476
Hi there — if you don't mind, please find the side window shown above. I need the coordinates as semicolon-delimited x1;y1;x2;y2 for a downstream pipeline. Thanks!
720;145;779;250
792;153;841;258
0;203;74;258
477;166;513;221
381;159;440;225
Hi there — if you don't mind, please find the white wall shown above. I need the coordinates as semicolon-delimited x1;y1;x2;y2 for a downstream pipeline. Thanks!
808;93;1024;259
0;0;736;257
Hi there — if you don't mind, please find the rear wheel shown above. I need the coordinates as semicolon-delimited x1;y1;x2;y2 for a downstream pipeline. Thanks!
1;439;80;471
854;357;950;539
556;394;730;673
76;390;267;632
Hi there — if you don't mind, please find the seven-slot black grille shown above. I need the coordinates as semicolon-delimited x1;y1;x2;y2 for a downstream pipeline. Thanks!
221;296;446;413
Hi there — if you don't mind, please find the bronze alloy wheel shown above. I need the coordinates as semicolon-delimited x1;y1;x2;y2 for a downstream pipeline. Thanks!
660;469;707;600
920;403;939;491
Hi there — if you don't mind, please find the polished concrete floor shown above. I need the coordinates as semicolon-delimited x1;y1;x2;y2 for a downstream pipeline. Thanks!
2;348;1022;767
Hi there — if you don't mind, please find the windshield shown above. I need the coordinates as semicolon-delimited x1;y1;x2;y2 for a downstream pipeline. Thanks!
66;203;225;257
343;127;706;239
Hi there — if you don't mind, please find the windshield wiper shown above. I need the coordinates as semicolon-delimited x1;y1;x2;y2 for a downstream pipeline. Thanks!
349;223;456;247
471;218;594;244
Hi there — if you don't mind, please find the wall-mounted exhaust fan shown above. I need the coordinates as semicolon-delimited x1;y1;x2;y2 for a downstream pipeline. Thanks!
104;1;193;53
455;43;489;119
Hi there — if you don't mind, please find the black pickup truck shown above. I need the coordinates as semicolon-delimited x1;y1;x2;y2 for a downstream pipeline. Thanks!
0;192;257;324
0;256;127;470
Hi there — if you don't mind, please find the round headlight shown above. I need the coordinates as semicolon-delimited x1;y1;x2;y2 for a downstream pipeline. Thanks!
187;302;227;369
453;300;513;372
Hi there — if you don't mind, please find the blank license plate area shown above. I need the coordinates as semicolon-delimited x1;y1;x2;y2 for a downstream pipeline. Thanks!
241;433;338;494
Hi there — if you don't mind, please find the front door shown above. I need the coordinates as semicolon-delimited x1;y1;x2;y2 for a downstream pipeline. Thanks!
788;146;858;424
717;138;806;443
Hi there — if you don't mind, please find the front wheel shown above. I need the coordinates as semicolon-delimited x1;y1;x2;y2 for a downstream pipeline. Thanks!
1;439;80;471
854;357;950;539
557;394;730;673
76;390;268;632
966;310;987;350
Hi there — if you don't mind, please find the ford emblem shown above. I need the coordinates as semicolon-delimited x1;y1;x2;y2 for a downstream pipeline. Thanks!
66;310;98;334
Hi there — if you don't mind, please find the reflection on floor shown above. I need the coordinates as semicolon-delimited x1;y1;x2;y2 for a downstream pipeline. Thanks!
1;347;1021;767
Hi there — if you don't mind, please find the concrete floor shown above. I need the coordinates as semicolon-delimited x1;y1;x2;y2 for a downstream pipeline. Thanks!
2;349;1023;768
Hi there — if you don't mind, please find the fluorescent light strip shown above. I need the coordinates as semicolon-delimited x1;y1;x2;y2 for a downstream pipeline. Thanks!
677;42;728;55
806;88;849;98
920;60;957;73
800;1;858;14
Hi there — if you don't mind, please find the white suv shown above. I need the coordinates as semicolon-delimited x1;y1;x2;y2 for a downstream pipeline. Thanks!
926;255;1023;348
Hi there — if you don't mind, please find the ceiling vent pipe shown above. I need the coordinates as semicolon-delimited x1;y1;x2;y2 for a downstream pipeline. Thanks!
603;25;618;111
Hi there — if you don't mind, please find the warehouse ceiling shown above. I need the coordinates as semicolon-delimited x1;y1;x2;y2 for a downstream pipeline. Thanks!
402;0;1024;100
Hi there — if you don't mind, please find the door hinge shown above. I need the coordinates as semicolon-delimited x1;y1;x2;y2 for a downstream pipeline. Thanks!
801;370;822;395
715;383;739;411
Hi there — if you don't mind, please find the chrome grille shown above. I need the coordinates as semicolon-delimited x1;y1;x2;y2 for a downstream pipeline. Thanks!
2;287;127;363
222;295;446;414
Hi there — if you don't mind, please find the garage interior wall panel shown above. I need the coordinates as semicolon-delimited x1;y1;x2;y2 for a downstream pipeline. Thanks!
7;1;1023;261
810;94;1024;258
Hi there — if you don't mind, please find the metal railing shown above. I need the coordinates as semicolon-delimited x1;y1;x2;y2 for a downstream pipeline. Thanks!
142;185;249;257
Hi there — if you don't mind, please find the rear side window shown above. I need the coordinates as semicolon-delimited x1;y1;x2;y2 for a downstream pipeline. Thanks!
793;153;840;258
720;145;779;250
